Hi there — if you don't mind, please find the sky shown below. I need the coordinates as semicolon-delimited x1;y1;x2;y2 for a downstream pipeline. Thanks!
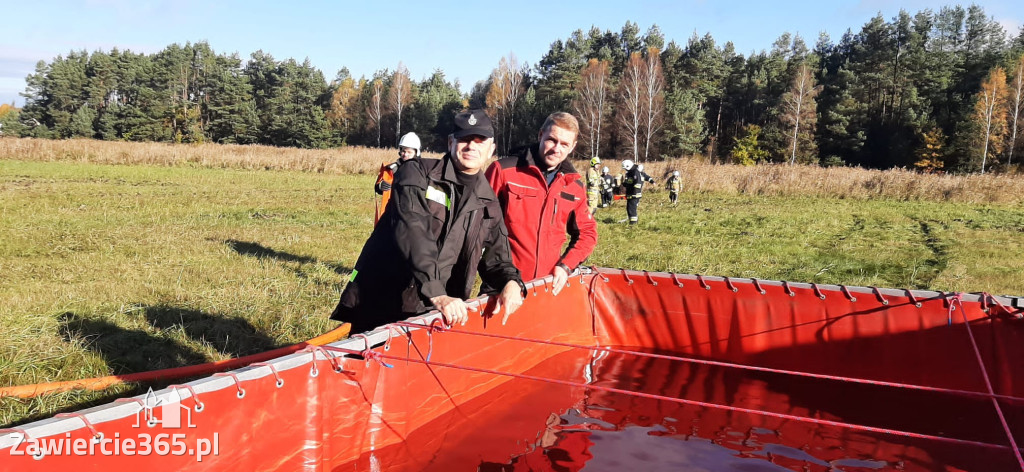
1;0;1022;107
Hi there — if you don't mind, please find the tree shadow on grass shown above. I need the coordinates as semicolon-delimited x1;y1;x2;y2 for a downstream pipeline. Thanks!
37;306;283;429
59;305;281;376
58;312;208;374
224;239;352;276
142;304;279;358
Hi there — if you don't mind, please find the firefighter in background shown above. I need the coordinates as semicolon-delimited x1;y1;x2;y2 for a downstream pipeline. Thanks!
600;166;614;207
374;132;421;225
636;164;655;186
666;170;681;204
621;159;645;225
586;156;602;215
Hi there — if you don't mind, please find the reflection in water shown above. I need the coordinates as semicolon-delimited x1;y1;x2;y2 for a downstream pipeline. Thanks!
364;348;1020;471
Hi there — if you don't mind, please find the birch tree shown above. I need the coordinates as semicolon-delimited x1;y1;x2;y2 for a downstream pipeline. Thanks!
780;63;821;165
366;78;384;148
1007;53;1024;166
617;52;644;162
640;47;665;162
571;58;610;159
485;54;524;156
974;67;1007;174
387;63;412;144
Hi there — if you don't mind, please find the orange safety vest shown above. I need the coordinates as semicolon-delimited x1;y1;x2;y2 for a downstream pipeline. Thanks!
374;162;395;226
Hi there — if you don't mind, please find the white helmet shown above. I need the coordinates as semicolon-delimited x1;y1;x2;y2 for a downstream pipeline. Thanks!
637;164;645;172
398;132;421;156
602;166;609;173
673;171;679;176
622;159;634;171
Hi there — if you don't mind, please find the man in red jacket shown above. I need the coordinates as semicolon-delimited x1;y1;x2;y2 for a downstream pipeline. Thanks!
486;112;598;295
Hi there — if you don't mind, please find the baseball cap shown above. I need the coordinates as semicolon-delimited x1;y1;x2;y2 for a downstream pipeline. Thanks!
452;109;494;139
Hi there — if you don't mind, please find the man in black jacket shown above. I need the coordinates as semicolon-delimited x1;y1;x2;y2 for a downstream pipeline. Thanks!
331;110;525;333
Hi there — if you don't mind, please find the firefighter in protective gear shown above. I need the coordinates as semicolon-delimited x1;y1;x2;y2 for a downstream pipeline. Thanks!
666;170;681;204
637;164;655;186
374;132;421;225
600;166;614;207
586;156;602;215
621;159;651;225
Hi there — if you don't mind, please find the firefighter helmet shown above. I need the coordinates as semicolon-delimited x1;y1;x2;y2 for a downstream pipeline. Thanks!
398;132;422;156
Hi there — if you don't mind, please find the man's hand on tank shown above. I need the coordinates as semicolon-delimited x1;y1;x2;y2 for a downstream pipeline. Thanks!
552;264;570;296
495;280;525;325
431;295;468;326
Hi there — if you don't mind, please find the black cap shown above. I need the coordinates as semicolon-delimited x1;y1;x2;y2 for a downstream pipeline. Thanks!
452;109;494;139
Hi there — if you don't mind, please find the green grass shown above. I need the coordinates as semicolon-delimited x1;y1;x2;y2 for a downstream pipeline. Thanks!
592;194;1024;295
2;159;1024;426
0;160;368;425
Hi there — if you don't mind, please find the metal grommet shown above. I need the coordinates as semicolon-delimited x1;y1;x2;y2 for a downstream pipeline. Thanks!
253;362;285;388
213;372;247;399
840;285;857;302
871;287;889;305
169;384;205;412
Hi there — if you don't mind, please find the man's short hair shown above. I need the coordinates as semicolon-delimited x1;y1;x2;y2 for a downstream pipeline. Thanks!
541;112;579;137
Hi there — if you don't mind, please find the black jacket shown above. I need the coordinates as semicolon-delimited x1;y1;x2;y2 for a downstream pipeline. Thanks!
623;167;644;197
601;173;615;192
331;155;522;333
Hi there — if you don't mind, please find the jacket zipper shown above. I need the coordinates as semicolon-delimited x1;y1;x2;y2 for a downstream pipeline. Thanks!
551;199;558;225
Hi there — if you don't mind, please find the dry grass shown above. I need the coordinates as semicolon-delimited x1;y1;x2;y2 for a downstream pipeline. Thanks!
583;158;1024;205
1;137;1020;204
0;137;441;175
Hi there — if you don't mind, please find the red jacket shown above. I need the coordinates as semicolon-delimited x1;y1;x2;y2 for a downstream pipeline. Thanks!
486;145;598;281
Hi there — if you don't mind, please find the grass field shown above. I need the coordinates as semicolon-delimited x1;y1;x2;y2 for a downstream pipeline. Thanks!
2;138;1024;426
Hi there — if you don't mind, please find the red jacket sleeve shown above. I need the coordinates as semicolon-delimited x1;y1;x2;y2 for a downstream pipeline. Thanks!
559;186;598;270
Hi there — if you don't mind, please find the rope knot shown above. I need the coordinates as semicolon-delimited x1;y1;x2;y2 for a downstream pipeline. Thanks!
362;349;393;368
353;334;394;369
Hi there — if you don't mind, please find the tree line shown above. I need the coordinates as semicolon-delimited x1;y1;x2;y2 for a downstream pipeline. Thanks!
1;4;1023;173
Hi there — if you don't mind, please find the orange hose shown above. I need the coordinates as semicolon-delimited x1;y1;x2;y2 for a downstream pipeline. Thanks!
374;162;394;226
0;323;350;399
